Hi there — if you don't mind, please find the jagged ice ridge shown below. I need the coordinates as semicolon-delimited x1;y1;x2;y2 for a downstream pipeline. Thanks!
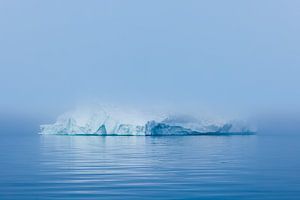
40;106;255;136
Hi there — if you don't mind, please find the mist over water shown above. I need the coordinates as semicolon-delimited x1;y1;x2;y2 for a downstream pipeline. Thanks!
1;0;300;116
1;0;300;199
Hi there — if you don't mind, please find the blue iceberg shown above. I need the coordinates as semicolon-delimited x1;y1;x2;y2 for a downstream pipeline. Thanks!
40;106;255;136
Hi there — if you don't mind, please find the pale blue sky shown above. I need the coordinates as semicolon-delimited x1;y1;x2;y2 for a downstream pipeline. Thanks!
1;0;300;115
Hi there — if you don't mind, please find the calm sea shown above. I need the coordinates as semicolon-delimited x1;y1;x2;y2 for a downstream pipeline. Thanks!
0;128;300;199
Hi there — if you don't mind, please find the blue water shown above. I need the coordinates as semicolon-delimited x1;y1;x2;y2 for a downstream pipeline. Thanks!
0;131;300;199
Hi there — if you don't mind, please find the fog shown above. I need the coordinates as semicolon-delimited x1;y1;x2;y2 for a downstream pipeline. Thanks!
1;0;300;118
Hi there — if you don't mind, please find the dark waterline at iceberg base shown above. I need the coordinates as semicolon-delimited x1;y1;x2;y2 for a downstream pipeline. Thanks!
1;126;300;200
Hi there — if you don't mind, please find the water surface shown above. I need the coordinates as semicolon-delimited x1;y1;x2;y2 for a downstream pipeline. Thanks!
0;132;300;199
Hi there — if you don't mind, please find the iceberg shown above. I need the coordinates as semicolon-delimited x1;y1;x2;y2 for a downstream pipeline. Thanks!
40;106;255;136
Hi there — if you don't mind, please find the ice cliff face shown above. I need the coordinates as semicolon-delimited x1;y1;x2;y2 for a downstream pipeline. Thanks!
40;106;255;135
41;106;151;135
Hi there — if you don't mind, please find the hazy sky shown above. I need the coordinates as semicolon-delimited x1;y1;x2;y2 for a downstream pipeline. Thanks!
1;0;300;115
